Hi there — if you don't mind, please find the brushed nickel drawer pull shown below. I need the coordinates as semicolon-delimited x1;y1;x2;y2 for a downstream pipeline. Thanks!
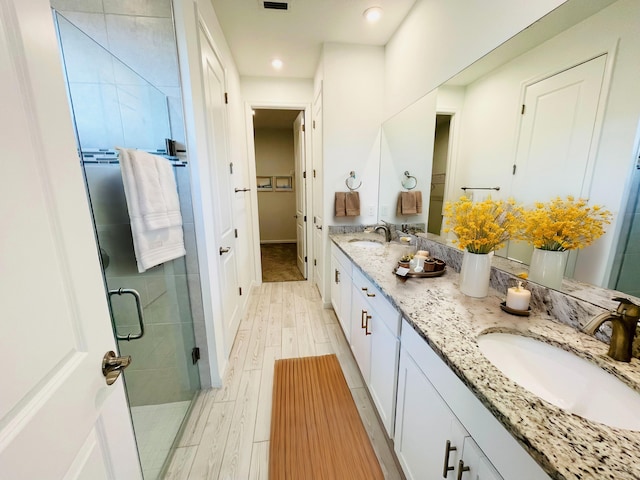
442;440;457;477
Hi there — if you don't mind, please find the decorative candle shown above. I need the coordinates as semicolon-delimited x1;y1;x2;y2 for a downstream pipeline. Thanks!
506;281;531;311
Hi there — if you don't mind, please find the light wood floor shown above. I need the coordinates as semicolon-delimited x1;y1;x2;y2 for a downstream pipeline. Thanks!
164;281;403;480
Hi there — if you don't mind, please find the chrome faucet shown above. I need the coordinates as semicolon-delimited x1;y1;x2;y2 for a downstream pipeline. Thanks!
583;297;640;362
373;224;391;242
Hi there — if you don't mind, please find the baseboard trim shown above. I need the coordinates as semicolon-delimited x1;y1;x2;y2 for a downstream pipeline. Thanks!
260;240;297;244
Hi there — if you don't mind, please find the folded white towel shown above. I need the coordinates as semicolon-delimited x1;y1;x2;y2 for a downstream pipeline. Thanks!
117;147;186;272
129;149;183;230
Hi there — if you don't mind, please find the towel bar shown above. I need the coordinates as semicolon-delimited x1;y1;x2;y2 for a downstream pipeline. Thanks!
460;186;500;191
402;171;417;190
345;171;362;191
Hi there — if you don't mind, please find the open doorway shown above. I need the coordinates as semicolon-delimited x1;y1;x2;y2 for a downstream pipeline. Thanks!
428;113;453;235
253;109;307;282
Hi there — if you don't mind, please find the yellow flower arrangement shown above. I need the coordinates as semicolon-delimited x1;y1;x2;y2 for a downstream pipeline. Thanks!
444;196;524;254
521;196;612;251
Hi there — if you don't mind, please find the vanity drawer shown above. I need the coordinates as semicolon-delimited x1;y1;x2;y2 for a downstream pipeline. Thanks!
352;268;400;336
331;243;352;276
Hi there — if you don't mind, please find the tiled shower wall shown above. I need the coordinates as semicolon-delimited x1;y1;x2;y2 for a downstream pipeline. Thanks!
53;0;212;397
611;167;640;298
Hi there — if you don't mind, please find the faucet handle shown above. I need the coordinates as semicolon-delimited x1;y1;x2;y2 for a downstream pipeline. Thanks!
612;297;640;320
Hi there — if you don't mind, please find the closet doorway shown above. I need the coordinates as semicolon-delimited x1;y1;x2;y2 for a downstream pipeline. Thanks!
253;109;307;282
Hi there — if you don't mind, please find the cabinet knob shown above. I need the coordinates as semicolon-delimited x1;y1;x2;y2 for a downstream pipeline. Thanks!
456;460;470;480
335;269;340;284
442;440;457;478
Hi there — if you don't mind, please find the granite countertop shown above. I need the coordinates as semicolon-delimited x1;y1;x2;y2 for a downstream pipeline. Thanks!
330;233;640;480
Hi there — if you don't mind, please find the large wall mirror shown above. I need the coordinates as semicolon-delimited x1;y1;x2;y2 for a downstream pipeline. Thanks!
379;0;640;297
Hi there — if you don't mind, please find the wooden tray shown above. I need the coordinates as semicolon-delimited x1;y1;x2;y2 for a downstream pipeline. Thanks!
393;264;446;279
499;301;531;317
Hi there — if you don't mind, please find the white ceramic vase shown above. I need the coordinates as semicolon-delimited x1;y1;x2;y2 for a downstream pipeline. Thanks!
528;248;568;290
459;251;493;298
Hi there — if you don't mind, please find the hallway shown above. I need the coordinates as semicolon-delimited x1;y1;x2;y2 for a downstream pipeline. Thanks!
164;281;402;479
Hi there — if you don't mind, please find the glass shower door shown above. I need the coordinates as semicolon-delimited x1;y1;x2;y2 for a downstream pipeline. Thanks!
55;12;202;479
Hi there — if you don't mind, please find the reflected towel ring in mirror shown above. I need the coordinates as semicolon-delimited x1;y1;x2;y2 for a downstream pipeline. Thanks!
402;171;417;190
345;171;362;191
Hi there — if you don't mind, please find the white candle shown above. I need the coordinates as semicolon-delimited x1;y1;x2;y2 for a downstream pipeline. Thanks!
506;281;531;311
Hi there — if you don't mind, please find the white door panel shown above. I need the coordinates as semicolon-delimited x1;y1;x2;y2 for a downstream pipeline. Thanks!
294;112;307;277
200;28;240;354
312;89;324;294
1;1;140;478
508;55;607;264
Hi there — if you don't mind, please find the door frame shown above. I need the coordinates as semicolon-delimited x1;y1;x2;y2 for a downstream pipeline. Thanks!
244;101;313;285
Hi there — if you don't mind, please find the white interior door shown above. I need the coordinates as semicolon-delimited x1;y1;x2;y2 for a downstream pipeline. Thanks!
200;28;240;356
294;112;307;278
1;1;140;478
312;88;324;294
507;55;607;263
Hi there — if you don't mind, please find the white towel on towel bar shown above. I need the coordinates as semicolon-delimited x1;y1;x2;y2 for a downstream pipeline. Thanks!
117;147;186;272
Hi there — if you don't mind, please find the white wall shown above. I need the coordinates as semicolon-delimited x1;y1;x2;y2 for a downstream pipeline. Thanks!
241;76;313;105
384;0;567;119
321;43;385;227
255;128;297;242
440;0;640;286
173;0;254;384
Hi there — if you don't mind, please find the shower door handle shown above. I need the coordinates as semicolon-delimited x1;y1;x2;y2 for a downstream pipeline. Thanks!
108;288;145;341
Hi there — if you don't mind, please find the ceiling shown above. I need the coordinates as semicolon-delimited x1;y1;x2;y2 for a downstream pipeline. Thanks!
253;108;301;129
210;0;417;78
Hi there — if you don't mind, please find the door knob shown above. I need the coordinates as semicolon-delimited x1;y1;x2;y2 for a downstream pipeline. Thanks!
219;247;231;255
102;351;131;386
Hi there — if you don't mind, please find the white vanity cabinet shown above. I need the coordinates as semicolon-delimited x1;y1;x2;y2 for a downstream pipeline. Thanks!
330;244;352;340
458;437;503;480
397;319;550;480
350;268;401;437
395;347;468;479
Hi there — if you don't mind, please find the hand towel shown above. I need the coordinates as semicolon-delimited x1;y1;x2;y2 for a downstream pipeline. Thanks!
402;191;417;214
118;147;186;272
396;191;423;215
345;192;360;216
335;192;347;217
415;190;423;214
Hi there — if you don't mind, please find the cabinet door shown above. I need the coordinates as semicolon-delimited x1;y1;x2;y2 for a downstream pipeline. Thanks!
458;437;503;480
350;285;371;382
330;255;341;316
395;349;467;480
369;313;399;437
339;268;352;342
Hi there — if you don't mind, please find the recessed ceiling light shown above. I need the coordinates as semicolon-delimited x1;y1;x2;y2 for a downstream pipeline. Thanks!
363;6;382;23
272;58;283;70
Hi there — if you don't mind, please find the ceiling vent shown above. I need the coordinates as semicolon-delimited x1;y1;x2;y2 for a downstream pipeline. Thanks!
262;1;289;10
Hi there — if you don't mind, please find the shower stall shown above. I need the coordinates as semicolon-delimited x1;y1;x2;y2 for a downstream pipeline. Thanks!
54;10;202;479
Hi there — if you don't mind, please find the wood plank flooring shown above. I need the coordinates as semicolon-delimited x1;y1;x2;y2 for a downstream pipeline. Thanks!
165;281;403;480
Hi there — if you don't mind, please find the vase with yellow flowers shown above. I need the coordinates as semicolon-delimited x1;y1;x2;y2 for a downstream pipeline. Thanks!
444;196;524;297
521;196;612;289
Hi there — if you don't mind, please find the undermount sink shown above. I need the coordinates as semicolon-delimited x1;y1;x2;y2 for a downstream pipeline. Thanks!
477;333;640;431
348;239;384;248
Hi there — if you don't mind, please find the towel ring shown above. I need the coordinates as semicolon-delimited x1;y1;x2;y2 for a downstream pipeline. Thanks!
345;171;362;191
402;171;417;190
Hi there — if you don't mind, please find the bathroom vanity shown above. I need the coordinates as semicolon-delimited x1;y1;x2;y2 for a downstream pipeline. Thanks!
329;233;640;480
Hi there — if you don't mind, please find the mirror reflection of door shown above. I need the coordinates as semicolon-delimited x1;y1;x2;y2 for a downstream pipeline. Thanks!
506;54;608;266
428;114;453;235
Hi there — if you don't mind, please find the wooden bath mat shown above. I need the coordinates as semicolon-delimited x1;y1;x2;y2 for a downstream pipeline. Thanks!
269;354;384;479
